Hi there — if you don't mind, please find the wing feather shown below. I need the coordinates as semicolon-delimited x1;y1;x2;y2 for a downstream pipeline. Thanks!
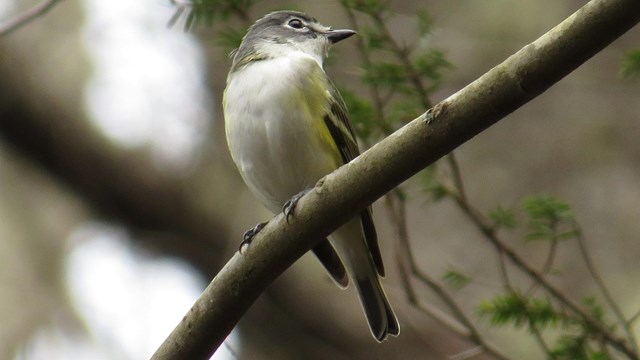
322;80;385;276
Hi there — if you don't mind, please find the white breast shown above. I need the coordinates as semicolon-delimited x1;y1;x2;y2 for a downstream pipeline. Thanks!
224;53;341;213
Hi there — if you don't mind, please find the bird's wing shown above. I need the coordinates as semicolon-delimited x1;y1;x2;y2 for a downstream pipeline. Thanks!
322;80;385;276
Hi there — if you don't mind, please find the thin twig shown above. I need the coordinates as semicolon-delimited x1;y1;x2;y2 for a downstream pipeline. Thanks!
629;310;640;326
497;250;512;289
352;8;508;355
222;340;238;359
343;7;389;133
601;338;615;360
386;192;510;360
540;238;559;276
370;12;432;109
448;191;636;359
443;158;517;293
574;222;639;353
229;3;252;26
348;7;501;354
442;147;640;357
529;316;552;354
0;0;64;37
390;194;477;341
445;154;467;203
524;237;559;297
449;346;486;360
167;1;252;31
376;7;546;357
394;247;473;337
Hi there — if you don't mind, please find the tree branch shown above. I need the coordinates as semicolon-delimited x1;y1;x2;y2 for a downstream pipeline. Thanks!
387;192;509;360
151;0;640;359
574;223;639;353
0;79;231;278
449;186;636;358
0;0;64;37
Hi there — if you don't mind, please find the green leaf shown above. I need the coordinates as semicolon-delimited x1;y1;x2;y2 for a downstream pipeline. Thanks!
527;297;565;328
548;333;609;360
216;27;246;50
386;97;422;127
413;49;453;87
185;8;200;31
620;49;640;80
339;88;376;140
489;205;517;230
477;293;566;329
478;294;528;326
525;222;555;241
523;195;574;222
588;352;609;360
168;0;258;30
362;27;387;50
362;62;407;89
581;297;605;322
416;9;433;36
341;0;388;16
522;195;576;242
417;165;447;201
442;269;471;290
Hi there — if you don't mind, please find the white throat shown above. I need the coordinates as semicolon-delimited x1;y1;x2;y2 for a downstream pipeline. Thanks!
256;41;328;68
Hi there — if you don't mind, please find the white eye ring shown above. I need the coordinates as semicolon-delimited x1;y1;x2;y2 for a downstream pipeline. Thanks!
287;19;305;29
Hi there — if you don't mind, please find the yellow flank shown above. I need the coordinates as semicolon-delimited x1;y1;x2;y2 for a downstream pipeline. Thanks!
296;61;343;170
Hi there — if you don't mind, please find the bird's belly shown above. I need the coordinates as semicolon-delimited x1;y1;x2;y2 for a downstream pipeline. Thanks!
231;112;338;213
225;61;341;212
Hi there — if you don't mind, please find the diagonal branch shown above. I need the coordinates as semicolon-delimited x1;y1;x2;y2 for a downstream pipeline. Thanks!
0;80;231;279
0;0;65;37
151;0;640;359
448;189;636;358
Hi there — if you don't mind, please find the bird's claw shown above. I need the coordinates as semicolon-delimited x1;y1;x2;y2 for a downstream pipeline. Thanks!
239;222;267;253
283;189;310;224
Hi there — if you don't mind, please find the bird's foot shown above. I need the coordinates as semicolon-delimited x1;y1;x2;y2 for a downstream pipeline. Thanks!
239;222;268;253
283;189;311;224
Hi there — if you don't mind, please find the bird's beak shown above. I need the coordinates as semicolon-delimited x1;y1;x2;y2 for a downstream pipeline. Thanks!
326;29;356;44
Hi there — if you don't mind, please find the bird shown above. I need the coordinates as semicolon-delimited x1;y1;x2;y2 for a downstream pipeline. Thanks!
223;10;399;341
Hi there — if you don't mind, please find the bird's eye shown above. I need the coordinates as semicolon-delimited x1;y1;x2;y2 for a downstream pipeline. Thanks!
287;19;304;29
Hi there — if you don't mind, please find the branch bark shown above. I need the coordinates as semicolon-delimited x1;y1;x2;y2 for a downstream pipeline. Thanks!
151;0;640;359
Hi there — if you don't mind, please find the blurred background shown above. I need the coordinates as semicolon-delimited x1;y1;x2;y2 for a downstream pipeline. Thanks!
0;0;639;359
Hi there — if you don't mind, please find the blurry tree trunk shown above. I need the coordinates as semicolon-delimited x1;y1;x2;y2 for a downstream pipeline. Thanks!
0;77;228;276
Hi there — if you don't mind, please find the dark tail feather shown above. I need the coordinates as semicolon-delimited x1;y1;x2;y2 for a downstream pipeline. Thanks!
355;277;400;341
312;239;349;288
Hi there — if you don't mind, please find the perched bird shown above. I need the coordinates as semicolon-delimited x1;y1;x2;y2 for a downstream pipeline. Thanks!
223;10;399;341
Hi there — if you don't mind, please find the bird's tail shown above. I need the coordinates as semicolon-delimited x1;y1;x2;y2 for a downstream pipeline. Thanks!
354;274;400;341
330;218;400;341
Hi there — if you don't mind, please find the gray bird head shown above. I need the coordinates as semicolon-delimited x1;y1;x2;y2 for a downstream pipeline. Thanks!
230;10;355;71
